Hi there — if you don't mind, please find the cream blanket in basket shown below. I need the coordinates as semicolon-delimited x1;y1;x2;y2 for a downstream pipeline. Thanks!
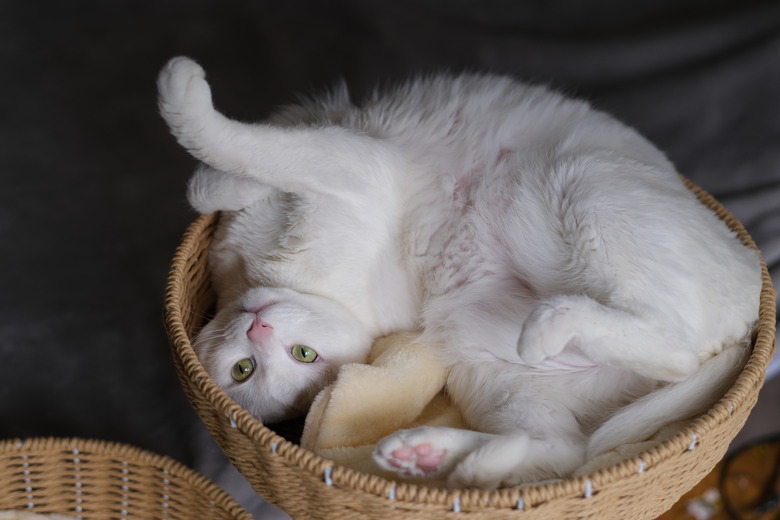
300;332;467;485
300;332;684;486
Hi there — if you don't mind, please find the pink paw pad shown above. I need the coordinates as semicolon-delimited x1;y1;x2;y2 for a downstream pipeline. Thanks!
391;447;415;461
390;443;447;473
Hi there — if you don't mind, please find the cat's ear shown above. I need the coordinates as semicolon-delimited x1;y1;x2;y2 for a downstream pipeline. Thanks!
187;164;273;214
158;57;397;197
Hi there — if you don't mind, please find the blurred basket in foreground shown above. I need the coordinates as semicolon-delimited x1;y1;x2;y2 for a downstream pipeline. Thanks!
0;437;251;519
164;179;776;519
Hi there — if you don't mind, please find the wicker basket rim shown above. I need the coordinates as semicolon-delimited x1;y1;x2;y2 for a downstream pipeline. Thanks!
0;436;250;518
163;178;777;509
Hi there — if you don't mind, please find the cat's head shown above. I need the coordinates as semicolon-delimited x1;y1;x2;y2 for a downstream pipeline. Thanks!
193;286;373;424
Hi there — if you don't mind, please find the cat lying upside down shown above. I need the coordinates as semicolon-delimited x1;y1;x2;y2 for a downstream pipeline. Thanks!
158;57;761;489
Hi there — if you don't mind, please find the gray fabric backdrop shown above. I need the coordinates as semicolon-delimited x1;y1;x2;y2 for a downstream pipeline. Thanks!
1;1;778;514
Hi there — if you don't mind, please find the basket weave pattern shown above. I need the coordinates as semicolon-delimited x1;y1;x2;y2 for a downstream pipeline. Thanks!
164;181;776;519
0;437;251;519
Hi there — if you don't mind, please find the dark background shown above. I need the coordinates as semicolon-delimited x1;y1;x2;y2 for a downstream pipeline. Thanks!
2;0;778;516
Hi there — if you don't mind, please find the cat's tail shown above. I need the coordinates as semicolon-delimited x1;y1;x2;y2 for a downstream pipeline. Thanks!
157;56;394;196
586;338;751;458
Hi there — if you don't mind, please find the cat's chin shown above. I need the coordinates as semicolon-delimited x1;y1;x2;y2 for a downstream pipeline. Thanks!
254;406;304;425
247;390;322;426
234;388;308;425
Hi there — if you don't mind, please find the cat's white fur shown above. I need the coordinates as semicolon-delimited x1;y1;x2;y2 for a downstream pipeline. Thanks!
158;57;761;488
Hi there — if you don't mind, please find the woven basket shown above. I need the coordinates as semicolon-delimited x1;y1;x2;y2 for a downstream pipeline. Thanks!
164;180;777;519
0;437;251;519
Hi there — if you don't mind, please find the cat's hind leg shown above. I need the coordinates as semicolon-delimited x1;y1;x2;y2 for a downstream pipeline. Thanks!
375;362;592;488
374;426;586;489
447;431;584;489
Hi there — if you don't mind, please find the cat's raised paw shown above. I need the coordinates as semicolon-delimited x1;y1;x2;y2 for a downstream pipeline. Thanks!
157;56;213;118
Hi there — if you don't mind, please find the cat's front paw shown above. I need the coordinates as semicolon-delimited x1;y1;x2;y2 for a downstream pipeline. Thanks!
157;56;213;119
516;299;575;364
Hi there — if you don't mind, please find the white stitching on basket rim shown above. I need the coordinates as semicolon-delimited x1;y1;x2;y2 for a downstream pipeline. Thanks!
387;487;396;500
21;451;33;509
161;468;171;516
72;447;83;515
323;466;333;486
121;460;130;519
271;442;279;454
688;432;698;451
516;496;525;510
21;454;33;508
452;496;461;513
638;458;646;473
584;479;593;498
229;410;238;429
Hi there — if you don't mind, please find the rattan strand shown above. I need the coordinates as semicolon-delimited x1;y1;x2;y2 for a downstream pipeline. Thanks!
0;437;251;519
164;179;776;519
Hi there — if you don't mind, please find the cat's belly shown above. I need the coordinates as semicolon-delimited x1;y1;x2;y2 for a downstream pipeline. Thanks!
416;215;540;363
425;220;494;293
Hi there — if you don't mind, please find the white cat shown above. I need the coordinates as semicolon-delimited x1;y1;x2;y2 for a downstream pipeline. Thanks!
158;57;761;488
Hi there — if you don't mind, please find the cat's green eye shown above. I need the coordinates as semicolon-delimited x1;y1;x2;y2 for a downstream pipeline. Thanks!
231;357;255;382
291;344;318;363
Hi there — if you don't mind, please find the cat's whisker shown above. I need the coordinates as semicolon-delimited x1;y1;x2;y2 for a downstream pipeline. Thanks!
181;306;216;323
192;328;229;343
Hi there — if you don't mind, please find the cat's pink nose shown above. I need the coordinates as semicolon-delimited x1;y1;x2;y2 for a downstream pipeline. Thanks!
247;316;273;342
